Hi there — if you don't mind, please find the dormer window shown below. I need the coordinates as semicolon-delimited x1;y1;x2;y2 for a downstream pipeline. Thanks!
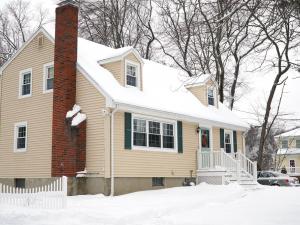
208;88;215;106
125;60;140;88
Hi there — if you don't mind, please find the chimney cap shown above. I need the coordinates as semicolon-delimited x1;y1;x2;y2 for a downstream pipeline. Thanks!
57;0;78;7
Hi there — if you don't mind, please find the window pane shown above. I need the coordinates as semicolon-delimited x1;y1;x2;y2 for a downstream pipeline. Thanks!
17;137;26;149
208;97;214;106
282;140;288;148
47;78;54;90
201;129;209;148
208;89;214;106
133;119;146;133
47;67;54;79
163;136;174;148
149;121;160;134
149;134;161;147
18;126;26;138
163;123;173;136
127;75;136;86
296;140;300;148
133;132;147;146
225;143;231;153
23;73;31;85
225;133;231;144
22;84;31;95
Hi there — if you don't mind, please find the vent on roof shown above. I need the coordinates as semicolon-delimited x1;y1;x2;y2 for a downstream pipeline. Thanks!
37;35;44;47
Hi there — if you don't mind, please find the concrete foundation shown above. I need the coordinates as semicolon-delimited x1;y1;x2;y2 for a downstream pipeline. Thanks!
0;177;194;196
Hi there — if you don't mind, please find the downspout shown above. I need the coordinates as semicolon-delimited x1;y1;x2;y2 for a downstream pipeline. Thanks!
110;104;119;196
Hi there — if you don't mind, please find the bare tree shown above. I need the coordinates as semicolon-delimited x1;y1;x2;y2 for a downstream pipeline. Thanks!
0;0;48;66
249;0;300;170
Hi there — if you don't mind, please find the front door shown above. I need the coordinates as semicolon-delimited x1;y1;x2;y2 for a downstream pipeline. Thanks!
201;128;210;152
224;131;232;153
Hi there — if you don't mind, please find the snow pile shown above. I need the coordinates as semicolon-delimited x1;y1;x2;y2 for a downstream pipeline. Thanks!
277;148;300;155
1;183;300;225
66;104;81;118
71;112;87;126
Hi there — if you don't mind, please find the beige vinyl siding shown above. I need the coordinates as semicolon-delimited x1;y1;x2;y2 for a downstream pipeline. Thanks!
76;71;107;176
237;131;243;153
101;53;143;90
188;86;207;106
0;32;53;178
212;127;220;151
113;111;198;177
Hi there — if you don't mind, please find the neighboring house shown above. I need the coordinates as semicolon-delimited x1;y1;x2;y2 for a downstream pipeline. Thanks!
276;128;300;177
0;1;256;195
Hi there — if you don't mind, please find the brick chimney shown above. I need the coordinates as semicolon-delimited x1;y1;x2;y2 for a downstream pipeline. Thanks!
52;0;86;177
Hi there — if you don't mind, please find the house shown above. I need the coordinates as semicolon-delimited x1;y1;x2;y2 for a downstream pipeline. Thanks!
276;128;300;177
0;0;256;196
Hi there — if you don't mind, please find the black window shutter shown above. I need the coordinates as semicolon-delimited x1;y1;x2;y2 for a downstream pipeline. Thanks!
220;128;224;149
207;129;210;148
177;121;183;153
233;130;237;153
124;112;132;150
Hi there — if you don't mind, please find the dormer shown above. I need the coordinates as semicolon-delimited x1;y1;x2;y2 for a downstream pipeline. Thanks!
185;74;218;107
98;48;143;91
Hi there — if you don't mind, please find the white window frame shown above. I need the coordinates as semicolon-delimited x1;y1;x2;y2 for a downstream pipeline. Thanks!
295;139;300;148
125;59;140;89
43;62;54;93
131;114;177;153
207;86;216;107
14;121;28;152
19;68;32;98
224;129;234;153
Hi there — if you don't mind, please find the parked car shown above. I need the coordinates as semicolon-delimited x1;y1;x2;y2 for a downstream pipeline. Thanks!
257;171;299;186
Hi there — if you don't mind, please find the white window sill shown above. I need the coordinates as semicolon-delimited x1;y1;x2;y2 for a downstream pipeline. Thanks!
18;94;32;99
43;89;53;94
14;148;27;153
132;146;178;153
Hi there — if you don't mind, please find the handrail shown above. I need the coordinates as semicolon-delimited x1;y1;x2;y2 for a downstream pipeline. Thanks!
198;150;257;182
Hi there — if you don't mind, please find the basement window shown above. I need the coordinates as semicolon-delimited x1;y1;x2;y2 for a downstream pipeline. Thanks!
152;177;164;186
15;178;25;188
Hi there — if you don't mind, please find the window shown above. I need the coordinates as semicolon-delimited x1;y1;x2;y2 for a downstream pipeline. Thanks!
133;119;147;146
224;131;232;153
163;123;174;149
152;177;164;186
14;122;27;152
201;129;210;148
296;140;300;148
15;178;25;188
43;62;54;92
207;88;215;106
132;116;176;151
125;60;140;88
149;121;161;147
19;69;32;98
282;140;288;148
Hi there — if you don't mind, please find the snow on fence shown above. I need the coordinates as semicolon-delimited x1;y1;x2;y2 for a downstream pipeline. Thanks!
0;176;67;209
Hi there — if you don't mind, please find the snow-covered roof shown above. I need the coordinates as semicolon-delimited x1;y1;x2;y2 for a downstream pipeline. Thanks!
277;148;300;155
4;22;249;130
183;74;213;88
275;128;300;138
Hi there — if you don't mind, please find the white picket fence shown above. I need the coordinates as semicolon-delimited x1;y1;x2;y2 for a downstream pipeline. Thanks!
0;176;67;209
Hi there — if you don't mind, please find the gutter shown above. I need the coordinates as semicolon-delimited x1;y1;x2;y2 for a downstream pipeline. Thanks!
112;102;249;132
110;104;119;197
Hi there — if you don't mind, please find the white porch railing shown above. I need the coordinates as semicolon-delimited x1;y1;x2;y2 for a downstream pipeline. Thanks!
0;176;67;209
197;150;257;182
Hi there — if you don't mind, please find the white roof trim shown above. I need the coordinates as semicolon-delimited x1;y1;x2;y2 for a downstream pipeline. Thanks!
98;48;144;65
0;28;52;75
114;102;248;131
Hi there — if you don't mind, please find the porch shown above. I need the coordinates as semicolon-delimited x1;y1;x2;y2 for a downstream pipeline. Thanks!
196;150;258;185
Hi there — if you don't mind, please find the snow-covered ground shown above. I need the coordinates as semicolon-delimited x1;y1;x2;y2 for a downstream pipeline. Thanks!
1;183;300;225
